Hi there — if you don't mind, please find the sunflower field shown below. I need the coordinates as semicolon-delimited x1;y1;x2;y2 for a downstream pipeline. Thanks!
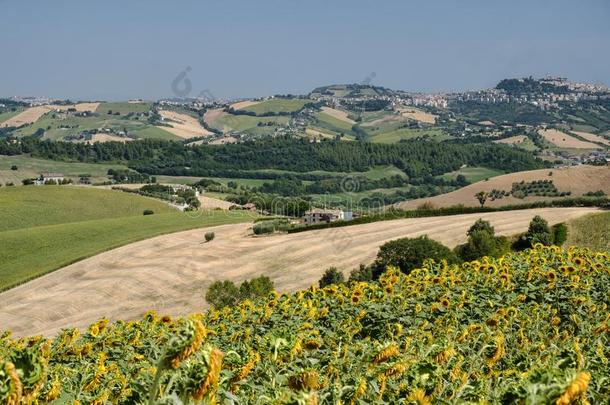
1;244;609;404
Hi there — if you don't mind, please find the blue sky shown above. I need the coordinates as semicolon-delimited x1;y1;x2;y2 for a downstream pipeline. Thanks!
0;0;608;100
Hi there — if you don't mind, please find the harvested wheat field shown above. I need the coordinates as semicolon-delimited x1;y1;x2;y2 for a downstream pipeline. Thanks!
0;106;51;128
157;110;213;138
79;133;132;143
203;108;225;126
397;107;437;124
539;128;601;149
231;100;260;110
0;207;597;337
198;195;237;210
320;106;355;124
305;128;336;139
571;130;610;147
494;135;528;145
0;103;100;128
397;165;610;210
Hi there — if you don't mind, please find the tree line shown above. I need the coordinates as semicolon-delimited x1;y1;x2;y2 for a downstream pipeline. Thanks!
0;136;548;181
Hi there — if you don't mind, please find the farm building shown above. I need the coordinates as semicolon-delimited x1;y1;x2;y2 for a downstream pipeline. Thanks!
303;209;353;225
35;172;65;185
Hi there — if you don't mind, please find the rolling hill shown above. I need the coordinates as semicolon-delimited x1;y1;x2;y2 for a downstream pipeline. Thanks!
0;206;596;336
0;186;255;292
396;165;610;210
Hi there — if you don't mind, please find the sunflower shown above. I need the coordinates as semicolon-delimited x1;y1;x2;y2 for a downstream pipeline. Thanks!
373;343;399;364
556;372;590;405
163;319;206;369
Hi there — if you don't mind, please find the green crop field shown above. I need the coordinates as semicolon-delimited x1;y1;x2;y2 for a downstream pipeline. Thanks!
439;166;505;183
0;155;129;185
95;102;152;115
565;211;610;251
0;108;24;124
370;127;453;143
0;186;175;232
210;113;290;135
133;125;178;140
314;111;354;132
241;98;311;114
0;186;256;290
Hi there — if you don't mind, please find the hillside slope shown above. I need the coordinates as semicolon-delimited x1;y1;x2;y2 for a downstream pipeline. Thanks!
396;165;610;210
0;207;597;337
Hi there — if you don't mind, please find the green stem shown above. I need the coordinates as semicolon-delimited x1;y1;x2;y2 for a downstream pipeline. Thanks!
148;362;165;405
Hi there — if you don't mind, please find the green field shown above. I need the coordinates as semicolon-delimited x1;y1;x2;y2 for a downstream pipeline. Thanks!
0;155;129;185
0;108;24;124
241;98;311;114
565;211;610;251
95;102;152;115
0;186;256;291
133;125;178;140
314;111;354;132
210;113;290;135
439;166;505;183
370;127;452;143
0;186;174;232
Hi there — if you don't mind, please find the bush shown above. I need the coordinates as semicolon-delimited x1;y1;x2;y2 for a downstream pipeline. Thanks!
253;219;290;235
373;235;459;278
318;267;345;288
143;209;154;215
238;276;274;301
552;223;568;246
526;215;553;246
204;232;215;242
21;178;35;185
455;219;510;261
205;280;239;308
10;165;17;171
205;276;274;308
348;264;373;283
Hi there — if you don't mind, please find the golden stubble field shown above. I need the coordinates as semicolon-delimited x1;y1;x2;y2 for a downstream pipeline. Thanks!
397;165;610;210
539;128;601;149
157;110;213;138
0;207;598;337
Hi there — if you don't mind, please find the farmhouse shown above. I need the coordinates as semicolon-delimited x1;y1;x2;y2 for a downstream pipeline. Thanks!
243;203;257;211
35;172;65;185
303;209;353;225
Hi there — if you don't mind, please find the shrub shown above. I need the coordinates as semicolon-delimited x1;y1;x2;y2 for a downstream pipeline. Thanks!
205;280;239;308
552;223;568;246
318;267;345;288
204;232;215;242
455;219;510;261
143;209;154;215
206;276;274;308
253;219;290;235
526;215;553;246
416;201;435;210
373;235;459;278
21;178;35;185
239;276;274;301
348;264;373;282
10;165;17;171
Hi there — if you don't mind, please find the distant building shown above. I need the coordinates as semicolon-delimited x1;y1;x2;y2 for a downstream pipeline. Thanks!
303;209;352;225
35;172;65;185
243;203;257;211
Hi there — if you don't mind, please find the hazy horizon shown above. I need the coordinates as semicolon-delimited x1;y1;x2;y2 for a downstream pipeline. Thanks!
1;0;609;101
